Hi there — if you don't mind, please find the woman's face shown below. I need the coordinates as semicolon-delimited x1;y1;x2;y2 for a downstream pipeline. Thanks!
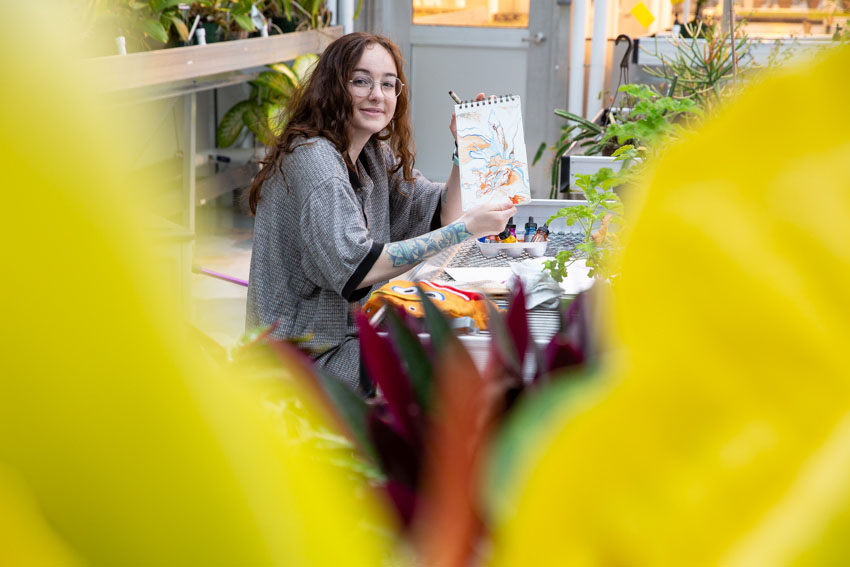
346;44;399;145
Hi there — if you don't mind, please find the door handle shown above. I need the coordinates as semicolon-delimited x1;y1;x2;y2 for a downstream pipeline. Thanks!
522;32;546;44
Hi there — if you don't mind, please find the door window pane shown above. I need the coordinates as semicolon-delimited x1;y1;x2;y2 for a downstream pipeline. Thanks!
412;0;529;28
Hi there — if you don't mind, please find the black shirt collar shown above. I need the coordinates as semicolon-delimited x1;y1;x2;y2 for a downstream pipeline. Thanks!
348;160;363;190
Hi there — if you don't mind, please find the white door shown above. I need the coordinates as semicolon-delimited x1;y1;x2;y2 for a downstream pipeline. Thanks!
361;0;571;197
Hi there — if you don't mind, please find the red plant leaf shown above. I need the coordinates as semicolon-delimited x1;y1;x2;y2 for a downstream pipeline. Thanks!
395;302;425;334
480;288;527;413
542;333;585;377
483;300;521;381
357;312;421;445
504;278;530;376
367;407;420;489
368;408;421;526
562;289;590;357
385;480;418;528
383;305;434;412
414;338;495;567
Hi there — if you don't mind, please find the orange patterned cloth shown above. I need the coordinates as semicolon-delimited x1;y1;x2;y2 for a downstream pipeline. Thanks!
363;280;497;331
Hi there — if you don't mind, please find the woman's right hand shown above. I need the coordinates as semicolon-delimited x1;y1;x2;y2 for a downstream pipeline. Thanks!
461;201;517;237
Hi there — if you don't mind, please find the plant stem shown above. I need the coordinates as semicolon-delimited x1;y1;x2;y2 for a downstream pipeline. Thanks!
728;12;738;85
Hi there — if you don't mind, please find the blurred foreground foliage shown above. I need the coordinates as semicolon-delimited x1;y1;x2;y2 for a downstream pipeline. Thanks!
492;44;850;565
1;4;393;566
229;281;597;564
2;3;850;565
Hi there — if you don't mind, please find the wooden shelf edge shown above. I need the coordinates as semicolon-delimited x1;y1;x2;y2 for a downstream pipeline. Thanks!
84;26;343;92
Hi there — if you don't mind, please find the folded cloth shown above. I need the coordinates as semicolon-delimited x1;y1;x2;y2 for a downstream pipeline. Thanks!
508;260;565;310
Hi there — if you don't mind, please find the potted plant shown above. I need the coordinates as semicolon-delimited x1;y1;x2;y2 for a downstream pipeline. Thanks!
222;0;260;39
185;0;261;41
260;0;364;32
538;83;702;282
260;0;299;34
97;0;193;52
535;84;700;199
216;53;319;148
543;158;628;284
535;20;766;201
641;20;756;113
226;282;594;539
184;1;228;43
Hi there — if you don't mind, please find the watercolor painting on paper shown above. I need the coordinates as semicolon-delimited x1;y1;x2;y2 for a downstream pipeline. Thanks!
455;96;531;211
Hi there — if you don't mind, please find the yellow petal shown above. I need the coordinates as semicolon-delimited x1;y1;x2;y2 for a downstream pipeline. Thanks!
492;46;850;565
0;4;394;565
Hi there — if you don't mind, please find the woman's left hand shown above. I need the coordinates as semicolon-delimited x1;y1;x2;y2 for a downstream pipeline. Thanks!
450;92;486;140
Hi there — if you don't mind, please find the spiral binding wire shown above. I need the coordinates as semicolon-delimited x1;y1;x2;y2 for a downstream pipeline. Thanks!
456;94;518;109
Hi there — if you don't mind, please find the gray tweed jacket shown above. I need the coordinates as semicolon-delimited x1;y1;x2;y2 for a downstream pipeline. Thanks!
246;136;443;390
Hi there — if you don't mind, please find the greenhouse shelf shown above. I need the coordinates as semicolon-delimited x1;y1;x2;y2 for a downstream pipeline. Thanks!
83;28;343;93
83;28;343;317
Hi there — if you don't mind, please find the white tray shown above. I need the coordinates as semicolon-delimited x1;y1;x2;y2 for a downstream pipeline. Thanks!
475;238;547;258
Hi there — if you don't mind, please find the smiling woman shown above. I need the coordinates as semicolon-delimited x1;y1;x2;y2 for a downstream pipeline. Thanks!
245;32;516;392
345;44;401;156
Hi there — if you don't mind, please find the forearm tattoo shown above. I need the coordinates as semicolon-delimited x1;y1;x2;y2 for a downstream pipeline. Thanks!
385;221;473;268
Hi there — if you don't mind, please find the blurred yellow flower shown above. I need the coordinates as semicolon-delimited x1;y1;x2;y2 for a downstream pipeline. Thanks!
493;45;850;565
0;4;393;565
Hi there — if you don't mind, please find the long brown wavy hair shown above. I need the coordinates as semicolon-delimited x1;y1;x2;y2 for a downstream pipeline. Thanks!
248;32;415;214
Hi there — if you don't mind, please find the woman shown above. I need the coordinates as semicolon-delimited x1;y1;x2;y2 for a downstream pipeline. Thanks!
246;32;516;392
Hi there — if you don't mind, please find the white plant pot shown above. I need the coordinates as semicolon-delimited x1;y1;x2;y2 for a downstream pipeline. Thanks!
559;155;626;195
634;33;834;67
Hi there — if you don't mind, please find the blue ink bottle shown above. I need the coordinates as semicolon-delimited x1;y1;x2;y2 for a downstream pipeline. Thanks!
524;217;537;242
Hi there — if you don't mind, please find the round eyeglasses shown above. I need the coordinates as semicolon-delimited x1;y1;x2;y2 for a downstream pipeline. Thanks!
348;75;404;98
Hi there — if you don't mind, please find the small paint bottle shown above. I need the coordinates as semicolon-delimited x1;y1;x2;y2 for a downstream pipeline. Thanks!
506;217;517;238
531;224;550;242
498;228;517;243
524;216;538;242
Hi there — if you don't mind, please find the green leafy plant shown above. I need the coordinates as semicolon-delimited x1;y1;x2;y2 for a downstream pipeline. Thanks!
535;84;700;199
260;0;362;31
531;108;606;179
642;20;756;112
98;0;192;49
224;0;262;36
191;0;273;38
216;53;319;148
532;106;625;200
599;83;700;162
185;1;280;41
544;154;627;283
539;85;702;282
92;0;358;54
237;0;260;31
185;1;228;40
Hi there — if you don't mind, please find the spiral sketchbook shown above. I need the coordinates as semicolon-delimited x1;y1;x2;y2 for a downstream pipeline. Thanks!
454;95;531;211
